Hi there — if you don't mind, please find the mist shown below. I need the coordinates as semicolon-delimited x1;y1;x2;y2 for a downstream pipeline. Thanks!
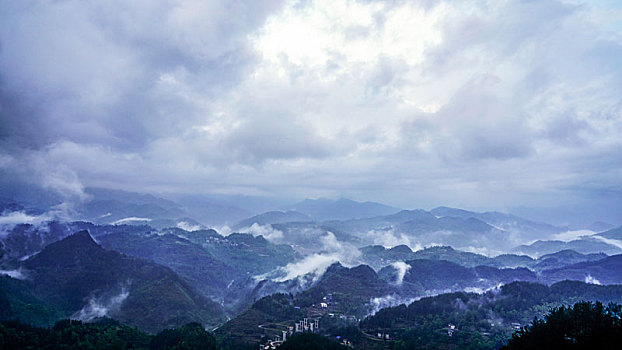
72;288;130;322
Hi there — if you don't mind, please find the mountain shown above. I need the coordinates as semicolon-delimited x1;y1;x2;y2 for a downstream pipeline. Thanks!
0;221;154;268
203;232;297;275
284;198;400;221
233;210;312;230
0;275;62;327
1;221;298;312
398;216;510;250
378;258;537;296
80;188;190;228
513;237;622;257
0;221;82;268
304;263;391;300
534;250;607;270
96;231;239;301
360;245;497;269
540;254;622;285
79;188;258;228
411;246;495;267
323;209;434;234
0;197;42;215
214;293;305;349
431;206;565;241
17;231;225;332
0;318;222;350
597;225;622;240
491;253;535;268
589;221;616;232
317;209;512;252
162;195;253;227
361;280;622;350
380;259;477;292
98;228;298;311
270;222;360;252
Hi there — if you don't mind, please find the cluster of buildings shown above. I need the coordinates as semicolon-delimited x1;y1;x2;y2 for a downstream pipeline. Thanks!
376;331;391;340
258;318;320;350
295;318;319;332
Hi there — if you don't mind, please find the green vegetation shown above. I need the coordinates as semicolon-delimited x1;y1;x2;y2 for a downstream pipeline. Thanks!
0;275;62;327
296;263;390;314
150;322;219;350
279;333;348;350
501;301;622;349
0;318;151;349
0;319;223;350
361;281;622;350
98;231;238;299
5;231;225;333
215;293;305;349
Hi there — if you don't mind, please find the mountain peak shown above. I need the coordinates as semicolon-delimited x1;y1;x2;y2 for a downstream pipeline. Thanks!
59;230;99;248
24;230;101;267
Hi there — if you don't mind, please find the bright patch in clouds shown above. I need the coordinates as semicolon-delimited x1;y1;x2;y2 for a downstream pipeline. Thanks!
254;0;444;68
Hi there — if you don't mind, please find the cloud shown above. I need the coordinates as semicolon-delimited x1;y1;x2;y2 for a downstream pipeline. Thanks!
0;211;46;226
0;269;26;280
270;231;361;282
176;221;202;232
463;283;503;295
111;217;152;225
0;209;74;235
272;253;338;283
553;229;595;242
368;294;418;316
593;236;622;250
584;275;601;285
72;287;129;322
366;228;414;249
390;261;411;285
1;0;621;219
241;223;284;242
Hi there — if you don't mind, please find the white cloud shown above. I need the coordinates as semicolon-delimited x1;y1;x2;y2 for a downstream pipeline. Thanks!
0;212;45;226
176;221;202;232
390;261;411;285
366;228;413;249
593;236;622;250
585;274;601;285
369;294;418;316
270;231;361;282
0;269;26;280
242;223;284;242
272;253;339;282
72;287;129;322
111;217;152;225
553;229;595;242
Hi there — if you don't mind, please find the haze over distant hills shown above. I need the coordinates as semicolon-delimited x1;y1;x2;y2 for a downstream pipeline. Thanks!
2;187;622;348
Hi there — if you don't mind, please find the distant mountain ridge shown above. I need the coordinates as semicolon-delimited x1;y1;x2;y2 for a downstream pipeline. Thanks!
431;206;566;240
514;237;622;257
233;210;312;230
284;198;400;221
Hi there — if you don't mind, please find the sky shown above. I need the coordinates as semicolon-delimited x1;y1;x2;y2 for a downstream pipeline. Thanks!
1;0;621;219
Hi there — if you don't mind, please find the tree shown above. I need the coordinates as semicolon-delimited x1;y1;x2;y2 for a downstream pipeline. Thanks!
501;301;622;350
